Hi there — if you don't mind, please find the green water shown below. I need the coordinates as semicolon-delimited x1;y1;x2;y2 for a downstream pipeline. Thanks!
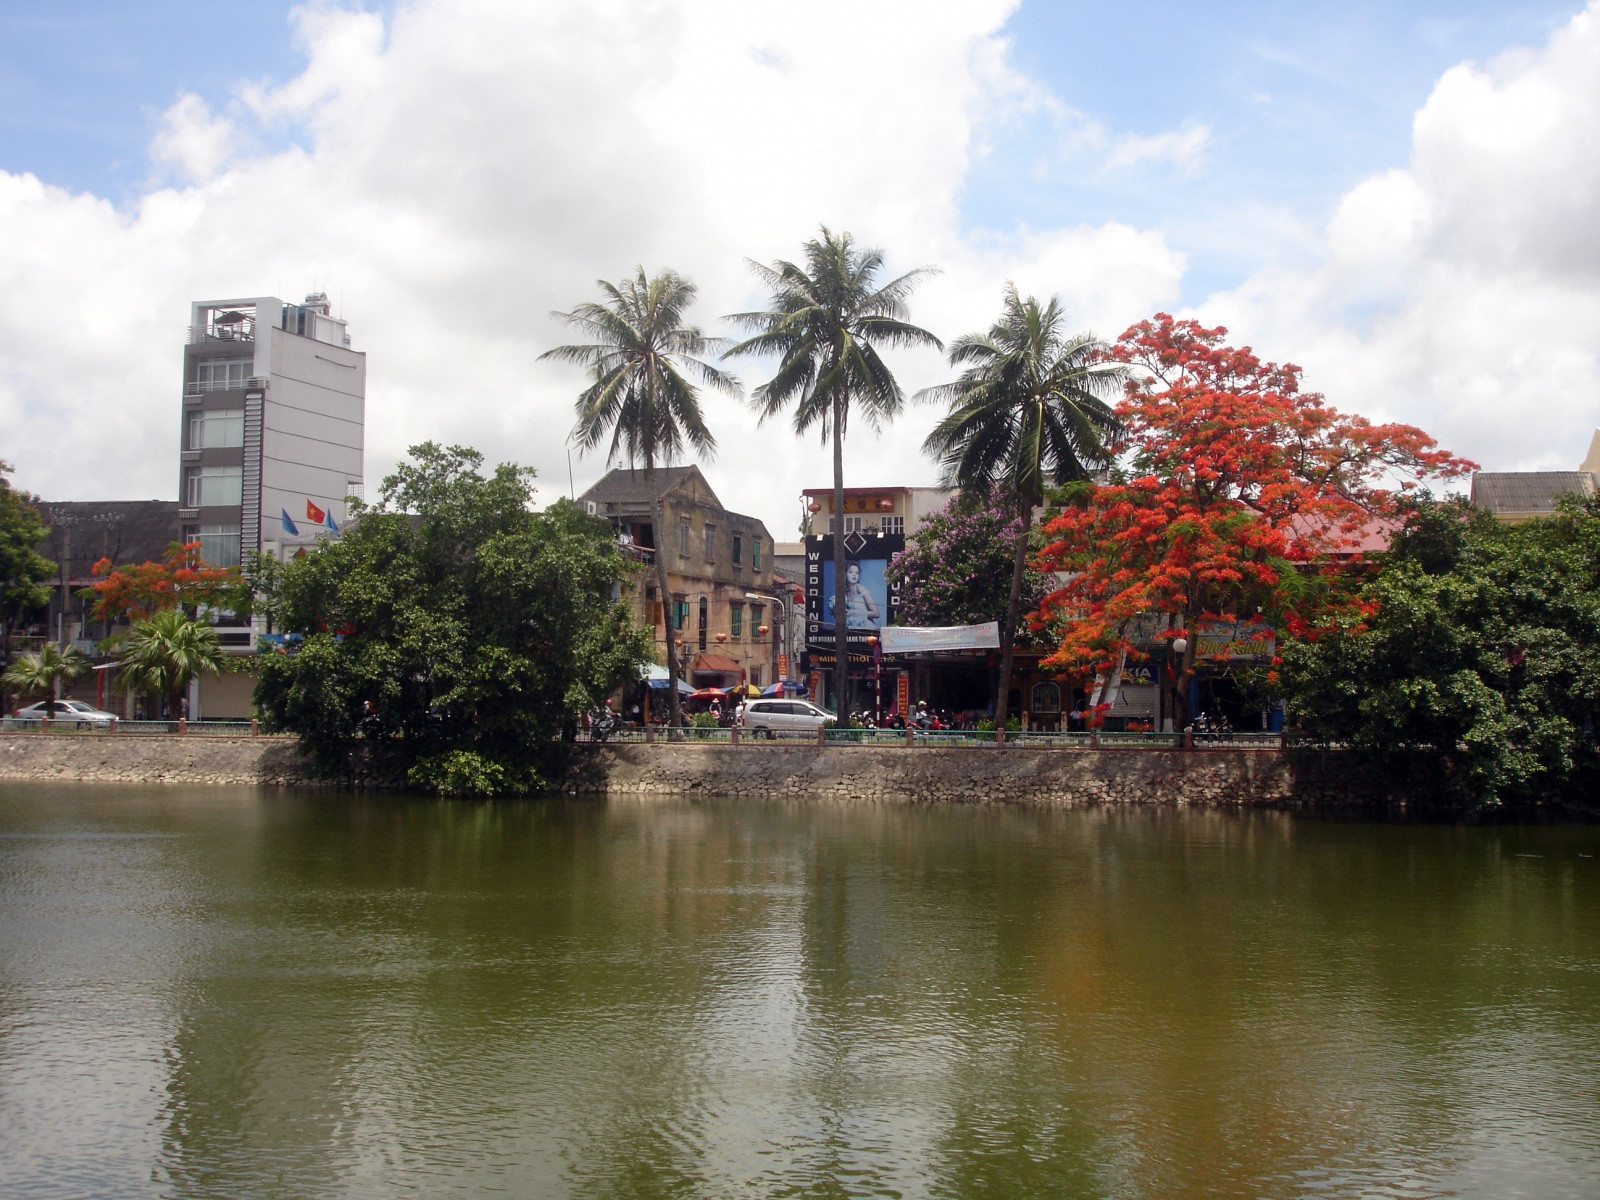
1;785;1598;1199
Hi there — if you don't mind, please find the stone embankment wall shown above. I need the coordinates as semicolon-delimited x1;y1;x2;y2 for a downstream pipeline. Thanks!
1;733;1407;809
0;733;314;787
579;743;1397;809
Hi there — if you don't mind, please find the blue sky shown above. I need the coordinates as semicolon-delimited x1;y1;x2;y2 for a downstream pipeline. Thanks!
1;0;1597;508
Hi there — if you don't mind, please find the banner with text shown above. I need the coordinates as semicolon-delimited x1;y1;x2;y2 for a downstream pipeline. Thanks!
878;622;1001;654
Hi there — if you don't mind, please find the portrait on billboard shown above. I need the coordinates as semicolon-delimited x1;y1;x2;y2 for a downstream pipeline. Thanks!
821;557;887;630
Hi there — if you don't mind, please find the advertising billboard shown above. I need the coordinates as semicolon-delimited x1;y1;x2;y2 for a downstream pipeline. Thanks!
804;532;904;653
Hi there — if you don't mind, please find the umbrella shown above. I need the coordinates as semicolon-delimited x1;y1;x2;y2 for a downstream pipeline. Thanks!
728;683;761;698
687;687;729;701
760;679;805;696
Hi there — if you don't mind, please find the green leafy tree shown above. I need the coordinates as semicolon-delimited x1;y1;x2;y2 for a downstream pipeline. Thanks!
2;642;88;716
728;227;941;710
543;268;734;730
1280;497;1600;811
118;608;228;719
0;462;55;713
919;288;1123;726
253;443;651;794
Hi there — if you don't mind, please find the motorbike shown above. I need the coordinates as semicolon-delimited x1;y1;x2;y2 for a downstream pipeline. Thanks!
590;709;621;743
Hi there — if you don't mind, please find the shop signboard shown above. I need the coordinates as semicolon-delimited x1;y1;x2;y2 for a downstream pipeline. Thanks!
1194;619;1276;661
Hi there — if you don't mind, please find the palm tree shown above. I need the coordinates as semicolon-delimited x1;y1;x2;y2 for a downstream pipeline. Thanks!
920;286;1124;730
118;609;226;720
2;642;89;716
728;227;941;714
543;268;736;730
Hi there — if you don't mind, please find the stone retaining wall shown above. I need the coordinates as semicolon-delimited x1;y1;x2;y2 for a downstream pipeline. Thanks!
0;732;1417;810
0;732;314;787
578;742;1405;809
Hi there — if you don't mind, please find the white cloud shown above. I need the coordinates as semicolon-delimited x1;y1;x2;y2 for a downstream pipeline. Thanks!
148;94;238;184
1199;1;1600;471
3;0;1596;531
0;0;1186;524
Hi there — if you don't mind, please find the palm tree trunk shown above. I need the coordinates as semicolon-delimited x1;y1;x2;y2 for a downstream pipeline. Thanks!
831;394;849;720
994;497;1031;731
651;466;685;730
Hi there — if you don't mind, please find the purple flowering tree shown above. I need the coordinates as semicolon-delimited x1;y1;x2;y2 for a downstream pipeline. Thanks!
888;493;1051;644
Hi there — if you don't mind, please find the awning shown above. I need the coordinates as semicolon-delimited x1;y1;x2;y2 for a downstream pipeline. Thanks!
647;677;694;693
690;651;743;675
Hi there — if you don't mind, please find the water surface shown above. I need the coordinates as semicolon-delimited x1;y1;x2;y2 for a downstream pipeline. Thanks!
2;784;1598;1198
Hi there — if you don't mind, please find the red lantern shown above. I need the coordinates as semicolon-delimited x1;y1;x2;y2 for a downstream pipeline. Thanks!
715;632;727;643
757;624;770;636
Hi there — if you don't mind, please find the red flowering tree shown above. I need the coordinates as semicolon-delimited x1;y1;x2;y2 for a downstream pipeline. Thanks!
1035;313;1475;727
85;542;243;623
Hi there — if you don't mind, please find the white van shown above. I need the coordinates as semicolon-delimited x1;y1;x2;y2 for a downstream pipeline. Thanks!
737;698;835;738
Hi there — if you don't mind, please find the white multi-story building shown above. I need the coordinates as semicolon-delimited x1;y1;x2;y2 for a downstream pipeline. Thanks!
178;293;365;568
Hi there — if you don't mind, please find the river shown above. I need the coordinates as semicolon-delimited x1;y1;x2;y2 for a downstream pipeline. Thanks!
1;783;1597;1198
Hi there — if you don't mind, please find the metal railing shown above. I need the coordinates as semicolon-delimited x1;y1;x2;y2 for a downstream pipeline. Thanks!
575;725;1292;750
1;718;263;736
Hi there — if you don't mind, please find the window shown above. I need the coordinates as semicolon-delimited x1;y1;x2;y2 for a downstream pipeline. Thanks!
672;597;689;632
732;533;742;566
843;515;863;534
193;358;251;391
704;523;716;562
189;409;244;449
698;596;708;650
750;605;764;638
752;539;761;569
186;466;243;507
198;524;241;567
730;603;743;638
678;521;690;556
882;516;904;535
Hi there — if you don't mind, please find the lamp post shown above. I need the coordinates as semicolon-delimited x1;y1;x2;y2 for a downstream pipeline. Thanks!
746;589;792;690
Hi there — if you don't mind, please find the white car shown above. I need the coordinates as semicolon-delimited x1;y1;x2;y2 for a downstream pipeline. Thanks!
7;700;119;729
737;698;836;738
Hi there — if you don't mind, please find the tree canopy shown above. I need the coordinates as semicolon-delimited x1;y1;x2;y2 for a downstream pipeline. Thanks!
86;541;242;623
1035;314;1474;724
0;462;55;710
1280;498;1600;811
253;443;650;795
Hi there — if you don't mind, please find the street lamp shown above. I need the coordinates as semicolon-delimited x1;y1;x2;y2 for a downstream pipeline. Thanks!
747;589;792;689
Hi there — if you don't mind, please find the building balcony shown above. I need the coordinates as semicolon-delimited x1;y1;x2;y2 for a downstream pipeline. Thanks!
188;323;255;346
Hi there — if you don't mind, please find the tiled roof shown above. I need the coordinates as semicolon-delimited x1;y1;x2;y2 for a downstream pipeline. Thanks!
577;466;697;507
1470;472;1597;515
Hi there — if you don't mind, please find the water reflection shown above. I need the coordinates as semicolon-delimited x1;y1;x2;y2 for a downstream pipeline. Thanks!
0;785;1597;1198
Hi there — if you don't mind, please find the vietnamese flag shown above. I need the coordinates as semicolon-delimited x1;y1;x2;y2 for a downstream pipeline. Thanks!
306;499;326;524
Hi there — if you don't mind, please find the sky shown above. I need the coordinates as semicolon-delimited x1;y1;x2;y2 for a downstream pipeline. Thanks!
2;0;1598;537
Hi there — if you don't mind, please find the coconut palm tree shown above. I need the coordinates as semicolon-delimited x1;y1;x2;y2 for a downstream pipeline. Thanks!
2;642;89;716
543;268;736;730
920;286;1124;729
118;608;226;720
727;228;941;713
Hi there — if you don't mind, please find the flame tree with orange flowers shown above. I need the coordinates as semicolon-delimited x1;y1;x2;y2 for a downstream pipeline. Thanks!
1034;313;1475;731
85;542;243;624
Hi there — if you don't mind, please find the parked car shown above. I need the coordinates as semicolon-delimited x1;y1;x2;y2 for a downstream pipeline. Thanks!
6;700;119;729
737;698;836;738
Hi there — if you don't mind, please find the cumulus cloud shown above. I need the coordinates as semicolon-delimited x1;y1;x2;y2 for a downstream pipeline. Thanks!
2;0;1596;527
1199;1;1600;471
0;0;1186;519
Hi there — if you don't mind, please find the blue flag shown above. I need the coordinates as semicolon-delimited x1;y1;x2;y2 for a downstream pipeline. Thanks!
280;509;300;536
324;511;339;534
